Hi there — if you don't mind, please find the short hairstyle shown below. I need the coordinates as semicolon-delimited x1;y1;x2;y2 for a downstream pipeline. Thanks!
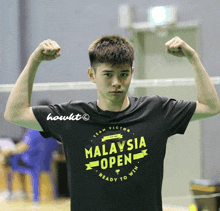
88;35;134;70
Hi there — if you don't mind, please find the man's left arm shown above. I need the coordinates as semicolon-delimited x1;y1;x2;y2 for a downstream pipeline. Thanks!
165;36;220;121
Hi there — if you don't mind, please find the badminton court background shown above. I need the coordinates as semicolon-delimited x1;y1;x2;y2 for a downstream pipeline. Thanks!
1;0;220;208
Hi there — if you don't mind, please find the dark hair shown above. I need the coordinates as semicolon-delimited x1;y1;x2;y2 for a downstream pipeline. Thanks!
88;35;134;70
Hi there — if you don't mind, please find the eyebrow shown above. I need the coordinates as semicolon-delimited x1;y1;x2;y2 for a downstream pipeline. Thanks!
102;70;130;72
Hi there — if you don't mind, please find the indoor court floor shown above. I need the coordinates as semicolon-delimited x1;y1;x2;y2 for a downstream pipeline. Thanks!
0;197;70;211
0;196;187;211
0;162;188;210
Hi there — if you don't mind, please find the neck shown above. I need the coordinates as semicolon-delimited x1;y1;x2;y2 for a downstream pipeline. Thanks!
97;95;130;112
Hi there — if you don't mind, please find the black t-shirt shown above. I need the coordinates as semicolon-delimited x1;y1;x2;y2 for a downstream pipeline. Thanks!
32;95;196;211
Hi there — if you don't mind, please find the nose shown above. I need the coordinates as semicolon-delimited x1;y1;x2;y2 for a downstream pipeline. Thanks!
112;76;121;89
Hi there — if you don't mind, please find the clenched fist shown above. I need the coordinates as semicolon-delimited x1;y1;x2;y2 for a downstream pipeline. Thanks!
31;39;61;62
165;36;196;60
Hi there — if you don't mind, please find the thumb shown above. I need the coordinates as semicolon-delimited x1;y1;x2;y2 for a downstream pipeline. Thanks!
54;51;61;58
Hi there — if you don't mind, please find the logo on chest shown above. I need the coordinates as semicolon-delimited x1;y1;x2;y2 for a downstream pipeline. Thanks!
84;126;148;182
46;113;90;121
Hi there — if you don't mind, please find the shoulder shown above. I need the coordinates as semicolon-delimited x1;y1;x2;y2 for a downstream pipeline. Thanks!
129;95;196;111
129;95;159;102
68;100;96;111
152;95;196;108
126;95;167;114
129;95;165;107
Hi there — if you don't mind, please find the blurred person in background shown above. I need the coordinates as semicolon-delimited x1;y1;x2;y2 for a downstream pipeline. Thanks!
0;100;59;200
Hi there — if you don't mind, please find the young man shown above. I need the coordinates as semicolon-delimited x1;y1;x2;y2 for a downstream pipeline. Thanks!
4;35;220;210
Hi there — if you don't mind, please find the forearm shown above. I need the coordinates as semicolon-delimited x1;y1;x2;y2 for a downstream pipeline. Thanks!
165;36;220;112
4;55;41;120
0;142;29;157
190;53;220;111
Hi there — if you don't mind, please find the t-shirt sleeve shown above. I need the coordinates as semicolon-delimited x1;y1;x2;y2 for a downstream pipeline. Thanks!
32;102;70;142
157;96;197;136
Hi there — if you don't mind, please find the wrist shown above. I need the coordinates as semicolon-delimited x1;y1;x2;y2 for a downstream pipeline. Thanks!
29;54;43;64
187;51;200;66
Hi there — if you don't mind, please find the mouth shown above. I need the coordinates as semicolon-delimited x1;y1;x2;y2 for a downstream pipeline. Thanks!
109;91;123;96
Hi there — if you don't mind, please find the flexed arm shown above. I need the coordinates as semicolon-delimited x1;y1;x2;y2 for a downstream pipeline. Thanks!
165;36;220;121
4;40;61;130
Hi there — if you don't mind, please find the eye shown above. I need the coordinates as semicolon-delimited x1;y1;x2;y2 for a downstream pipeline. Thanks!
104;73;112;77
121;73;129;77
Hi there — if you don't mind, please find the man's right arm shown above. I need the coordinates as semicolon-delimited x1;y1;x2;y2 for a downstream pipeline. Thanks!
4;40;61;131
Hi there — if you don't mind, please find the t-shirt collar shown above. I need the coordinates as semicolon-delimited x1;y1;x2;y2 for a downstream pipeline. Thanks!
92;97;132;117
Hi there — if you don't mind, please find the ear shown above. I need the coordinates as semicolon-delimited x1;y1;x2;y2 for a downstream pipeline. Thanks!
87;67;96;83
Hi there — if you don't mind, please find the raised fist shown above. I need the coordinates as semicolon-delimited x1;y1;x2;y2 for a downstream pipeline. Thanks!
165;36;196;59
31;39;61;62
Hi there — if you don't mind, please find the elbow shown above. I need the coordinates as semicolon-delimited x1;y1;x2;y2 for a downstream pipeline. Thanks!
4;106;12;121
4;113;14;123
4;110;11;122
4;110;18;123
